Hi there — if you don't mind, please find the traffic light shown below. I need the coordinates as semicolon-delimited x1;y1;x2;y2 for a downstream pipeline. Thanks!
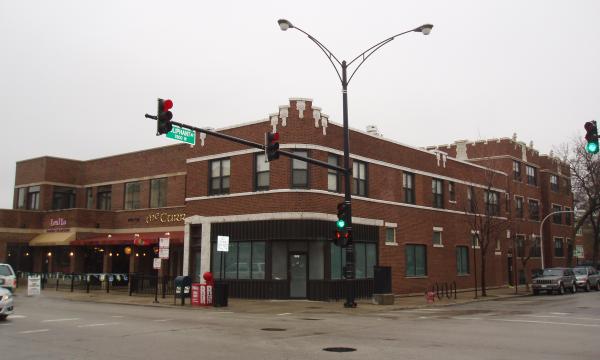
333;229;350;247
157;98;173;136
336;202;347;231
265;132;280;161
585;121;599;154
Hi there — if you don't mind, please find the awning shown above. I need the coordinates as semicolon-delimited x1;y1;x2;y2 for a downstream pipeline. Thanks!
71;231;183;246
29;232;76;247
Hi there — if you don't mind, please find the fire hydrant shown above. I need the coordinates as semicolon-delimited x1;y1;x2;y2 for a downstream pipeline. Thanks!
425;291;435;304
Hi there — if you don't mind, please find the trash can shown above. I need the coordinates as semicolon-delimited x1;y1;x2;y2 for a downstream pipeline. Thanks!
213;280;229;307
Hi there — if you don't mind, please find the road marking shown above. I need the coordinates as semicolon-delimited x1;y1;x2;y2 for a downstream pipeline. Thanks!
42;318;80;323
111;316;125;318
419;308;444;311
550;312;570;315
452;317;483;320
402;309;445;314
0;323;12;326
153;319;173;322
490;318;600;328
77;322;120;328
18;329;49;334
277;313;292;316
523;315;600;322
10;315;27;319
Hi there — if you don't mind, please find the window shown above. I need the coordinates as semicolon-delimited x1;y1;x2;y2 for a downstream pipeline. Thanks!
385;227;396;244
456;246;469;275
513;160;521;181
52;186;76;210
515;197;524;218
565;208;572;225
432;178;444;208
352;160;367;196
211;241;266;280
467;186;475;213
403;172;415;204
530;236;541;257
255;153;270;191
97;185;112;210
496;238;501;251
554;238;564;257
150;178;167;208
432;228;443;247
576;226;583;236
550;175;559;192
552;205;562;224
28;186;40;210
327;154;340;192
516;235;525;257
526;165;537;185
471;233;480;248
86;188;93;209
16;187;26;209
484;190;499;216
528;199;540;221
291;151;308;188
449;182;456;202
210;158;231;195
124;182;141;210
405;244;427;277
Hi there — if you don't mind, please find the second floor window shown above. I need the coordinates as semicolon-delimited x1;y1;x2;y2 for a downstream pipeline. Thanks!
484;190;499;216
28;186;40;210
150;178;167;208
403;172;415;204
530;236;541;257
124;182;141;210
52;186;76;210
550;175;559;192
97;185;112;210
526;165;537;186
554;238;564;257
352;160;367;196
210;158;231;195
565;208;572;225
16;187;26;209
553;205;562;224
528;199;540;221
291;151;308;188
513;160;521;181
516;235;525;257
467;186;475;212
327;154;340;192
515;197;524;218
432;178;443;209
86;188;93;209
255;153;270;191
449;182;456;202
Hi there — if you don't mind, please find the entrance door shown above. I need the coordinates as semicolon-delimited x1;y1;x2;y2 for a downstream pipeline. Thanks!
289;253;307;298
507;255;514;286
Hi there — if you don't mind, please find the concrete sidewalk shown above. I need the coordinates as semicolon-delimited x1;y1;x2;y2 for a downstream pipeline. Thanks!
14;285;531;315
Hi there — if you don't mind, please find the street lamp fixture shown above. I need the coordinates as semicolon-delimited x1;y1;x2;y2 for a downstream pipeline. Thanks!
277;18;432;308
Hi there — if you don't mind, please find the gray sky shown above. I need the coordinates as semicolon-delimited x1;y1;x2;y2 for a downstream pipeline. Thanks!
1;0;598;209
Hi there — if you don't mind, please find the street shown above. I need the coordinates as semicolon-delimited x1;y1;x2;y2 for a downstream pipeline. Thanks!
0;291;599;359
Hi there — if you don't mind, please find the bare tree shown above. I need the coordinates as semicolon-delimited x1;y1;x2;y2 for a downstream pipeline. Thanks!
555;138;600;267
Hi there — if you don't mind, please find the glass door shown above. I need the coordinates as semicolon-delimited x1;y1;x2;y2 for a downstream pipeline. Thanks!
289;253;307;298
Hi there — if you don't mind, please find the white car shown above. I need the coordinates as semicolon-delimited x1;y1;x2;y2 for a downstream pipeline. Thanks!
0;263;16;293
0;287;14;320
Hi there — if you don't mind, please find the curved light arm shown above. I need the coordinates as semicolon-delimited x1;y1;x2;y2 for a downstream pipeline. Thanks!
539;209;576;269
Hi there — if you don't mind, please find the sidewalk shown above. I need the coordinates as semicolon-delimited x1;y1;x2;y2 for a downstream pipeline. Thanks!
14;285;532;315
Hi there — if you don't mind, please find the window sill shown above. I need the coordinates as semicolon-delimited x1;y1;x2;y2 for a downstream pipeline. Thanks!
433;244;444;248
457;274;470;277
449;200;457;204
405;276;428;279
385;242;398;246
495;251;502;255
471;246;481;249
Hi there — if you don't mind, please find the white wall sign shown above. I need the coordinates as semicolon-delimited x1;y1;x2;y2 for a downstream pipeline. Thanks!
159;237;170;248
159;248;169;259
217;235;229;252
153;258;162;269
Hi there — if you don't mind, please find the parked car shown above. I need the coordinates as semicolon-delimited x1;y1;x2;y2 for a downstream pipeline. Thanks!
0;263;16;293
0;286;14;321
573;266;600;292
531;267;577;295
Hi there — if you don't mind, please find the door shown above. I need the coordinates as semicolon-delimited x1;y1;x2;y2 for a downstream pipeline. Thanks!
289;253;307;298
507;256;513;286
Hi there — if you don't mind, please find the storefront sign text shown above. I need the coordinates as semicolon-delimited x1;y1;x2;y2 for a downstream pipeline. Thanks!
145;212;186;224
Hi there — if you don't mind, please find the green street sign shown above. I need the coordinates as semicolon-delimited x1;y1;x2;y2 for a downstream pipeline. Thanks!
166;125;195;145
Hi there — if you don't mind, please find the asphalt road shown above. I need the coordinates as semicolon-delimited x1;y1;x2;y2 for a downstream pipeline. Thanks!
1;291;599;360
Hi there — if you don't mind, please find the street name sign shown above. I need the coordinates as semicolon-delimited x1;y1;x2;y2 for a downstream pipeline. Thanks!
166;125;196;145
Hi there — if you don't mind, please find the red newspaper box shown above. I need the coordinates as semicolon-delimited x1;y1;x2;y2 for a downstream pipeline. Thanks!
191;283;213;306
191;283;202;306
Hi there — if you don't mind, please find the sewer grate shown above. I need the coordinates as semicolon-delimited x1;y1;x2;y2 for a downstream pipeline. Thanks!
260;328;286;332
323;347;357;353
300;318;322;321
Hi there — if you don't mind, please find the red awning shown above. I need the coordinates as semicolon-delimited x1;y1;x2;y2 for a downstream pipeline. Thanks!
71;231;183;246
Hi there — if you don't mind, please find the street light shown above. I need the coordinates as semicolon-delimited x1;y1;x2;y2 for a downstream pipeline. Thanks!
277;18;433;308
539;209;576;269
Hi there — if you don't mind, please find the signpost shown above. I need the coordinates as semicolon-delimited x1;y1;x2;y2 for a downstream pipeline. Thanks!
166;125;195;145
217;236;229;280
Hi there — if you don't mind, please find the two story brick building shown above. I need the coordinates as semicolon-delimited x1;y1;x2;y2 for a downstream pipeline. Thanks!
0;98;574;299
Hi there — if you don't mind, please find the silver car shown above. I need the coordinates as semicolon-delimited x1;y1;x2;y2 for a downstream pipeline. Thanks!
0;287;14;320
531;267;577;295
0;263;16;293
573;266;600;292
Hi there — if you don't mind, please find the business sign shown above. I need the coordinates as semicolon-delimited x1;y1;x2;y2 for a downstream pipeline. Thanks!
217;235;229;252
27;275;41;296
166;125;195;145
153;258;162;269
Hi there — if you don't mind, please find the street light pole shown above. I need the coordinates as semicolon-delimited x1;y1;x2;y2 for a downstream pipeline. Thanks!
277;19;433;308
539;209;576;269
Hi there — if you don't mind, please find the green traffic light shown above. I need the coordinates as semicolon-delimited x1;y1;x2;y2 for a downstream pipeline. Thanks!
586;142;599;154
336;219;345;229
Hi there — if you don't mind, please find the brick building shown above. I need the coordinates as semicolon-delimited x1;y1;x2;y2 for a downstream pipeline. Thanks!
0;98;574;299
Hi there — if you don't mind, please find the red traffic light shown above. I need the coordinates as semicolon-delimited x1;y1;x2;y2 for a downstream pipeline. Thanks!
163;99;173;111
585;121;595;132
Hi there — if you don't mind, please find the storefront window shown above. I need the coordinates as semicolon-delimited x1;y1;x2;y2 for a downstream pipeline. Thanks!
271;242;287;280
309;241;324;280
224;242;238;279
366;243;376;278
252;242;265;280
355;243;366;279
238;242;251;279
330;243;347;280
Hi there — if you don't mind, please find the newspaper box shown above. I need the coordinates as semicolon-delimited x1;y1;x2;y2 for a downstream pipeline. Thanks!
191;283;213;306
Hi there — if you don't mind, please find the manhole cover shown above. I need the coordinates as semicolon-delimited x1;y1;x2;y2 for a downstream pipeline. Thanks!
300;318;322;321
261;328;286;332
306;306;323;309
323;347;356;353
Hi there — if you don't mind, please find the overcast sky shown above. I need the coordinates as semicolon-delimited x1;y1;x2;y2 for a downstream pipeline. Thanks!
0;0;597;209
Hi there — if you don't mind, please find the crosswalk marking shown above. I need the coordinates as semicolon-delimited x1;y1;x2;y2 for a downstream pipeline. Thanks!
42;318;80;323
18;329;49;334
77;322;120;328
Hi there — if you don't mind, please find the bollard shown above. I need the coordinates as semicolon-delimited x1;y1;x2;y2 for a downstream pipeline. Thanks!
70;275;75;292
86;277;90;293
56;278;59;291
